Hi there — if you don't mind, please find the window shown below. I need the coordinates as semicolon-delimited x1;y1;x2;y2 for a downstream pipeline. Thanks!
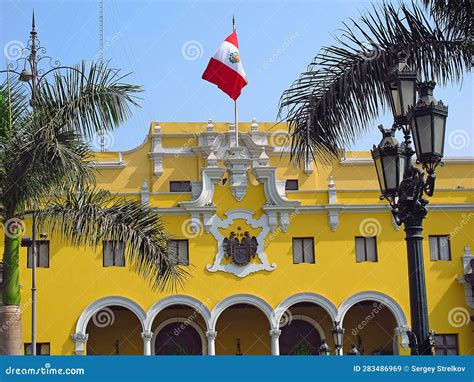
103;241;125;267
292;238;315;264
355;237;378;262
429;235;451;261
170;181;192;193
26;241;50;268
285;179;299;191
169;240;189;265
434;334;458;355
24;342;50;355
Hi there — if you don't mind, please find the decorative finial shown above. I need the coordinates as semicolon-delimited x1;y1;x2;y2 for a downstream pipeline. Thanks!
232;15;235;32
31;10;37;35
207;119;214;132
251;118;259;132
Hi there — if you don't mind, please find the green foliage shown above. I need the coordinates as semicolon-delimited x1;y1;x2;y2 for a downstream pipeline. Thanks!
1;61;181;307
278;1;472;165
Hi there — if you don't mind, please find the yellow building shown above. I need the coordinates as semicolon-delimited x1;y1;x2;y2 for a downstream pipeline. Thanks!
2;121;473;356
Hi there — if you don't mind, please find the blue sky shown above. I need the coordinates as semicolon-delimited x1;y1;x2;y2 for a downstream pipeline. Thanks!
1;0;472;155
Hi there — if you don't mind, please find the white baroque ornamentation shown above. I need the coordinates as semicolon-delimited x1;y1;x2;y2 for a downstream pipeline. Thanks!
206;209;277;277
225;146;251;202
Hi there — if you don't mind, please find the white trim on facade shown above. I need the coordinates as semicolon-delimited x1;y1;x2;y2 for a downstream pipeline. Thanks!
73;296;147;355
337;291;408;327
210;294;276;331
144;295;211;332
274;292;338;325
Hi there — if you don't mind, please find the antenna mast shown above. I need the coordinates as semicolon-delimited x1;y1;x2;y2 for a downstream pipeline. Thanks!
99;0;105;151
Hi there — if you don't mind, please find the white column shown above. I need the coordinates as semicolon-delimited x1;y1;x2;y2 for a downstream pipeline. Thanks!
141;331;153;356
206;330;217;355
71;333;89;355
270;329;281;356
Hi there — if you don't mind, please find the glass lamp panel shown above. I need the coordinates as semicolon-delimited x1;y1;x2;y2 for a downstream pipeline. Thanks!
390;83;401;117
382;155;398;192
433;114;446;155
332;329;343;347
415;115;432;157
400;79;416;116
398;154;406;186
410;118;422;158
374;156;385;193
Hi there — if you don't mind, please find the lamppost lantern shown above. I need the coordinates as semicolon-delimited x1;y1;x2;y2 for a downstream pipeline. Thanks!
318;339;331;356
384;51;419;124
371;124;406;200
331;321;344;355
19;68;33;82
347;344;360;355
408;81;448;172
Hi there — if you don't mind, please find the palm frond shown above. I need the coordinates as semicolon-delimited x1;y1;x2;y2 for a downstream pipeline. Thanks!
35;61;142;140
0;79;29;140
424;0;473;37
36;188;187;291
278;2;471;164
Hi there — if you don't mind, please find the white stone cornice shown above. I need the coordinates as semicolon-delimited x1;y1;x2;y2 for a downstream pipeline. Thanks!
252;167;300;208
91;152;125;168
180;167;224;209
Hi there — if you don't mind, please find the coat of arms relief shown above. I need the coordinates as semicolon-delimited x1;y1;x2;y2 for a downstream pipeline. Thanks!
206;209;277;277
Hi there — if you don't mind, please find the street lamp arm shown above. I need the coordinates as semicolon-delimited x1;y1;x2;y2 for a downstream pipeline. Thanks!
37;66;88;86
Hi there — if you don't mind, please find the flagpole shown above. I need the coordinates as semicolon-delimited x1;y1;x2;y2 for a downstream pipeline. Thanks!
233;15;238;148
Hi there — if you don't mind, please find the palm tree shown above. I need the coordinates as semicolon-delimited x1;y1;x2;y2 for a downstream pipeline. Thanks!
0;63;185;355
278;0;471;164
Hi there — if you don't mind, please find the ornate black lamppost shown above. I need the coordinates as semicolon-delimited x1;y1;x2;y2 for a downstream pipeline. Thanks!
2;11;84;356
371;53;448;355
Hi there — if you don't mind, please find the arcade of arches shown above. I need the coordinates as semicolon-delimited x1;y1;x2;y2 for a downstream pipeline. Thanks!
75;293;409;356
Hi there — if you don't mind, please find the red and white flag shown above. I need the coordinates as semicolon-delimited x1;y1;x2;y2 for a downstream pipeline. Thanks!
202;31;247;101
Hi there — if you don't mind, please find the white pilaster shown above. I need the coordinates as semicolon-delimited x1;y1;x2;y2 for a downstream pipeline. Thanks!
270;329;281;356
140;180;150;206
206;330;217;355
141;331;153;355
71;333;88;355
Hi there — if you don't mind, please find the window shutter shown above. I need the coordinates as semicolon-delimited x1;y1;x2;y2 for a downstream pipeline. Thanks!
303;238;314;263
355;238;365;262
292;239;303;264
116;242;125;266
178;240;189;265
366;237;377;262
103;241;113;266
169;240;178;265
429;236;439;260
439;236;450;260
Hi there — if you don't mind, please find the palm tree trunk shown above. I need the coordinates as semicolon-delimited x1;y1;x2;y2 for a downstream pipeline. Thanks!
0;235;23;354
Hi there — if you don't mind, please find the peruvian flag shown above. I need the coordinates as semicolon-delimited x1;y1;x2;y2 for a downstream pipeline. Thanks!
202;31;248;100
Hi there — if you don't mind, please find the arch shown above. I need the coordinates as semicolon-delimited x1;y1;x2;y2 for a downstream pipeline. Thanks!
144;295;211;332
75;296;146;335
210;294;274;330
152;317;207;355
337;291;408;328
287;314;327;340
274;292;338;326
